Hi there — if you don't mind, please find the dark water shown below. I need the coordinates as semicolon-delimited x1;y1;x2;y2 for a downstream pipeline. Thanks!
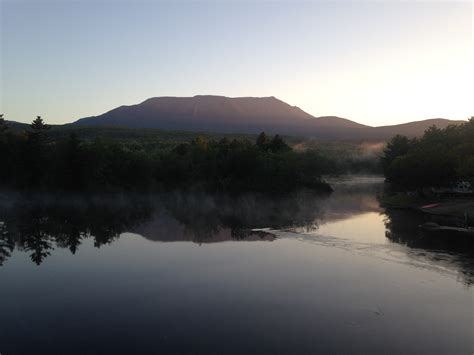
0;177;473;355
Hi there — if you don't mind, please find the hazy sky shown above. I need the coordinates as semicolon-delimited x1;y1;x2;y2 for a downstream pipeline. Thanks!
1;0;472;126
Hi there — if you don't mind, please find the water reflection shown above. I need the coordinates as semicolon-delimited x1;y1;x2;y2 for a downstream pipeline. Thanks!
384;208;473;254
0;181;473;287
0;195;154;265
384;208;474;285
0;191;324;265
1;180;473;355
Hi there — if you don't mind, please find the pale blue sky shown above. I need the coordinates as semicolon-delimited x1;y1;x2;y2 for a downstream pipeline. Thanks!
1;0;472;126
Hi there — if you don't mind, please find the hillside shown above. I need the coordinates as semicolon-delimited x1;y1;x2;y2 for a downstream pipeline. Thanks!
73;95;373;140
72;95;464;140
7;96;465;141
373;118;464;139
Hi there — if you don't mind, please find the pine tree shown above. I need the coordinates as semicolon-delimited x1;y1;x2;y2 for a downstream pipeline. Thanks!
0;114;8;133
28;116;50;144
268;134;291;153
31;116;50;131
256;132;268;149
25;116;51;189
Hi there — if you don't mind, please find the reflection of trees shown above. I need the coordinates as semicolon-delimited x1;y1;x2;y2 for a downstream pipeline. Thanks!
13;206;54;265
23;230;53;265
384;209;425;247
161;191;325;243
384;208;474;255
0;221;14;266
384;208;474;286
0;196;154;265
3;189;472;287
0;191;327;264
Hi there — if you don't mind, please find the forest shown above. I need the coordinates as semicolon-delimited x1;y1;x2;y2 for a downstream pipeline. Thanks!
382;117;474;189
0;115;334;193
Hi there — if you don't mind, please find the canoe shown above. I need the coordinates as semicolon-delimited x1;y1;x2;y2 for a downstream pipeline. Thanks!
419;222;474;236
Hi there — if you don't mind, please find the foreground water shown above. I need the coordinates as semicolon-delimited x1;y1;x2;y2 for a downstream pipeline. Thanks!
0;177;473;355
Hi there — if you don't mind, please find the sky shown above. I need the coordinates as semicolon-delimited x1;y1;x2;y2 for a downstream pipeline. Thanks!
0;0;473;126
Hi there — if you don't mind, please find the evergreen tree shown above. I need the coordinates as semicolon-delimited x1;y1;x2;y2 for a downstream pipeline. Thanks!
256;132;268;150
24;116;51;189
31;116;49;131
0;114;8;133
28;116;50;146
268;134;291;153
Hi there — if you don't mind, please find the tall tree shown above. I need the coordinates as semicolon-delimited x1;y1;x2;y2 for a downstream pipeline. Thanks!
381;135;413;174
30;115;50;132
28;116;50;146
24;116;51;189
256;132;268;150
268;134;291;153
0;114;8;133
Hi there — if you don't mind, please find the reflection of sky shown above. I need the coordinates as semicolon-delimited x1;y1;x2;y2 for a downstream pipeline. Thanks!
0;233;471;354
2;1;472;125
315;212;388;244
1;178;473;353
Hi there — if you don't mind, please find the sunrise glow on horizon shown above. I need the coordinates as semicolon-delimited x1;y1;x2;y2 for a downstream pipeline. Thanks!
1;1;473;126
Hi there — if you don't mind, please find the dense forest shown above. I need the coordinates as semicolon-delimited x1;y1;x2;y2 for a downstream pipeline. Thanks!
382;117;474;189
7;119;383;174
0;115;334;193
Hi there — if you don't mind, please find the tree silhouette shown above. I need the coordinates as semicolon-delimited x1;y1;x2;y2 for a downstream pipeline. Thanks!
23;116;51;188
15;208;54;266
26;234;53;265
382;118;474;188
381;134;414;175
0;114;8;133
30;116;50;131
0;222;14;266
28;115;50;148
268;134;291;153
256;132;268;149
0;118;331;193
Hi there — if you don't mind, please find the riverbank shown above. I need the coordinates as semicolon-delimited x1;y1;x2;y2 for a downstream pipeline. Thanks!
381;193;474;228
419;201;474;218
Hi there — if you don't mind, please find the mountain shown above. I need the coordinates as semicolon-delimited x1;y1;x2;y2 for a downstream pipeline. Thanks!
70;95;465;140
5;120;30;131
73;95;372;139
373;119;462;139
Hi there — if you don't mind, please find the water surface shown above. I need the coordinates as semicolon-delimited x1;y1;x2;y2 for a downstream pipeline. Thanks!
0;177;473;354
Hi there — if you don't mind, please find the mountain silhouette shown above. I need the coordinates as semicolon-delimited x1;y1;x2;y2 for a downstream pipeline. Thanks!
69;95;464;139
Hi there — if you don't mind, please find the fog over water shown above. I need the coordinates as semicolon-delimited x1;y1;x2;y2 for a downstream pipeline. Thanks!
0;176;472;354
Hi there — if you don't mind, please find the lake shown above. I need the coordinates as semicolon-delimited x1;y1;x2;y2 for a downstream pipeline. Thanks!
0;176;473;355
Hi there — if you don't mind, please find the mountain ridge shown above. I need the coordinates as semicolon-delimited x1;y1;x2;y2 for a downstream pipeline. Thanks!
8;95;466;140
73;95;464;140
73;95;374;138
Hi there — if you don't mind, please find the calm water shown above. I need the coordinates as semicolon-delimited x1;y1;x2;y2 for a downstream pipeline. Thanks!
0;177;473;355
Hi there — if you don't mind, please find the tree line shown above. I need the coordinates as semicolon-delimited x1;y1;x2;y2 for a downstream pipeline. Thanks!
0;115;332;193
381;117;474;189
